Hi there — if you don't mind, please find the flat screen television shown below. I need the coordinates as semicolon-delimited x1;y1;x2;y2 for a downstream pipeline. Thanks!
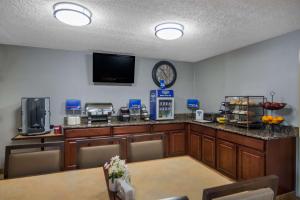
93;53;135;83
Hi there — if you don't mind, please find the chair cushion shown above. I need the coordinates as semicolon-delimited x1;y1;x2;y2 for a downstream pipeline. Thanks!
8;150;61;178
214;188;274;200
129;140;163;162
78;144;120;169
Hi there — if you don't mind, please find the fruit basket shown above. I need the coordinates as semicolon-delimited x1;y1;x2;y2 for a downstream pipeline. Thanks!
216;117;227;124
261;102;286;110
261;115;285;125
261;91;287;132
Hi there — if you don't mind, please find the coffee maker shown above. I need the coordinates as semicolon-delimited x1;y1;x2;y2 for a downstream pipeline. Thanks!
21;97;50;135
140;104;150;121
118;107;130;122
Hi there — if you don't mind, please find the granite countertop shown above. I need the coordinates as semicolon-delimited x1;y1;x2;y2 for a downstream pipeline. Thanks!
63;116;298;140
189;121;298;140
63;118;187;129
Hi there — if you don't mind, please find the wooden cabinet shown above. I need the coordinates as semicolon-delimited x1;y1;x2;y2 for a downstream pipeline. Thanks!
238;146;265;180
64;127;111;138
64;136;116;170
202;135;216;168
217;139;237;179
113;125;150;135
62;123;295;194
168;131;186;156
189;131;201;160
191;124;216;137
152;123;185;132
218;130;264;151
153;123;186;157
64;139;79;170
64;127;111;170
64;123;186;169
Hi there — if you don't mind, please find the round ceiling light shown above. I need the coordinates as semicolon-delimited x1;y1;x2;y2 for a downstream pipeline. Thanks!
53;2;92;26
155;22;184;40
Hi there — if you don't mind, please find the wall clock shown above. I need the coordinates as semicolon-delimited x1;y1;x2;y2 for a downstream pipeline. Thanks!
152;61;177;88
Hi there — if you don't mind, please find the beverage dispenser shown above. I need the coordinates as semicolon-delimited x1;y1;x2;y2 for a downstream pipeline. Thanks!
150;90;175;120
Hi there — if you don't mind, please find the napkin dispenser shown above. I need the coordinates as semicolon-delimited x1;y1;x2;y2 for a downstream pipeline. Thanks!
116;179;135;200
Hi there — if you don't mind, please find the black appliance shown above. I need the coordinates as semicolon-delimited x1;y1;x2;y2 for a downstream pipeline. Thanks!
204;113;221;122
21;97;50;135
93;53;135;83
118;107;130;122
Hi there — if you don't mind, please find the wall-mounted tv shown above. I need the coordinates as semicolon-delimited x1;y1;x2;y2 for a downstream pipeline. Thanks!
93;53;135;83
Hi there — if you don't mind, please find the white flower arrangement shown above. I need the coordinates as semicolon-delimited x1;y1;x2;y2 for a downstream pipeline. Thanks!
104;156;131;184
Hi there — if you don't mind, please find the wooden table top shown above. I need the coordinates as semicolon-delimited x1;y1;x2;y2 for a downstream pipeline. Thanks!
12;131;63;140
0;156;232;200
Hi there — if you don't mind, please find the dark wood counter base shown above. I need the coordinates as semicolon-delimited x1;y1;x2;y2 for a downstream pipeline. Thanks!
63;122;296;195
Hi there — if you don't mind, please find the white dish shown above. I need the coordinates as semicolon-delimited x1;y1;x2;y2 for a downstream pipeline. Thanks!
194;119;212;123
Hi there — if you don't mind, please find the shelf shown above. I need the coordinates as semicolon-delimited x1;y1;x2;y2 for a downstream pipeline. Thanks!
224;96;265;129
227;113;264;116
226;104;262;107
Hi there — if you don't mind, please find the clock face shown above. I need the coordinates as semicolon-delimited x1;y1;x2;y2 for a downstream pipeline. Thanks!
152;61;177;88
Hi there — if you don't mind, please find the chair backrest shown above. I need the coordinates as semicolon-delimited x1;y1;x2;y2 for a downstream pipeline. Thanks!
202;175;279;200
160;196;189;200
127;133;166;162
4;141;64;179
212;188;274;200
76;137;126;169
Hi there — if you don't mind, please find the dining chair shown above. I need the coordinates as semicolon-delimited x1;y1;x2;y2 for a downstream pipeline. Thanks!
4;141;64;179
127;132;166;162
76;137;126;169
103;166;121;200
202;175;279;200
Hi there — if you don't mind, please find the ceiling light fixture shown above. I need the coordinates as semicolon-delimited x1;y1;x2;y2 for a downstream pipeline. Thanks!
155;22;184;40
53;2;92;26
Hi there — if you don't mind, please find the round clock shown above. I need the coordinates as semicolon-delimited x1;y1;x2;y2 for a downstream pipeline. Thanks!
152;61;177;88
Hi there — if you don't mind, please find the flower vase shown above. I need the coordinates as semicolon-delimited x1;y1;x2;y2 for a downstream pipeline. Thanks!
109;178;120;192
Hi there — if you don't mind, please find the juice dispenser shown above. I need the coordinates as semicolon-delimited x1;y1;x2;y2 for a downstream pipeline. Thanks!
129;99;141;121
150;89;175;120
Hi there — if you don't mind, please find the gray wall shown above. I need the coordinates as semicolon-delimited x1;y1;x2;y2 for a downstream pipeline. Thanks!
192;30;300;195
193;30;300;126
0;45;194;167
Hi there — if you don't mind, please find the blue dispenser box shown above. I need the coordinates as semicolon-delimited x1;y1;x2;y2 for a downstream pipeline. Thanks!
129;99;141;110
187;99;199;110
66;99;81;111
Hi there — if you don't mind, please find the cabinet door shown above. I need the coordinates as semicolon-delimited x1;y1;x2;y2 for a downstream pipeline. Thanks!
168;131;186;156
217;139;237;179
64;139;78;170
189;131;201;160
202;135;216;168
238;146;265;180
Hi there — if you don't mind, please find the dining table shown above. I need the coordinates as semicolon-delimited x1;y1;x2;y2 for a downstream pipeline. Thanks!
0;156;233;200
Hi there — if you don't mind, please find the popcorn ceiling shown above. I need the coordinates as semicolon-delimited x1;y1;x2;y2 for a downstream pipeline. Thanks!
0;0;300;62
